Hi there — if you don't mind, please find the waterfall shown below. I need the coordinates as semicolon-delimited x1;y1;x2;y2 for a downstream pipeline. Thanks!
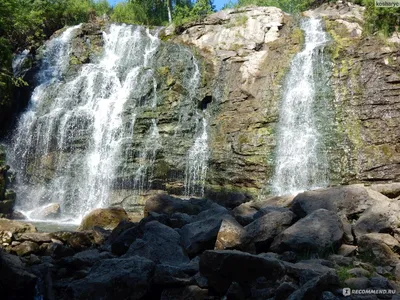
271;18;329;196
133;119;161;193
184;116;209;197
182;55;209;197
9;24;163;222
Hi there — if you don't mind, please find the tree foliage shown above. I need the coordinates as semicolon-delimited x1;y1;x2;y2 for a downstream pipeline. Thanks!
362;0;399;36
173;0;215;25
223;0;314;13
0;0;112;105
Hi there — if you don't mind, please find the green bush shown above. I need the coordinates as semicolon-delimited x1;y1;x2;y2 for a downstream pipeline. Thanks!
363;0;400;37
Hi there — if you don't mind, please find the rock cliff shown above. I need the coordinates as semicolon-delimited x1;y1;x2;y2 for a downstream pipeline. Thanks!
306;2;400;185
4;3;400;213
169;6;303;198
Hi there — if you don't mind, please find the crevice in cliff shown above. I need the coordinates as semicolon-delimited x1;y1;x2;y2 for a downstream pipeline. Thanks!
198;95;213;110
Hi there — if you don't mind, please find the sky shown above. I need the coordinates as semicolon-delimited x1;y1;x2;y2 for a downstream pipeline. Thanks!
106;0;234;11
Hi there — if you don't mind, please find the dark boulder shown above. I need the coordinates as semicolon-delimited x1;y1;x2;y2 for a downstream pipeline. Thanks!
199;250;285;295
287;271;339;300
68;256;154;300
270;209;344;255
124;221;190;266
180;211;230;256
144;193;214;216
245;208;296;252
0;250;37;300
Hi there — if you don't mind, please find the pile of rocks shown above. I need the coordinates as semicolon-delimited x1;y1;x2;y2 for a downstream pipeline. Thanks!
1;184;400;299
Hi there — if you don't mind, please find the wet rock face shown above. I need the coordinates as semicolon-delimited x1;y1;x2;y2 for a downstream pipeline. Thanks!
0;147;15;215
169;6;303;197
311;2;400;185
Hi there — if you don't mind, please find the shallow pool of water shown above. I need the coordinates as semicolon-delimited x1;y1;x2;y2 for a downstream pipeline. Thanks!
26;221;78;232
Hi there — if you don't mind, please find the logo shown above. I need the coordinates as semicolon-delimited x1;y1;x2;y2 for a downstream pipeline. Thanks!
343;288;351;297
375;0;400;7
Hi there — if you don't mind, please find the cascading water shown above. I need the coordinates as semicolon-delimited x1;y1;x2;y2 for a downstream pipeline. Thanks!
271;18;329;196
133;119;161;193
184;115;209;197
182;56;209;197
10;24;163;222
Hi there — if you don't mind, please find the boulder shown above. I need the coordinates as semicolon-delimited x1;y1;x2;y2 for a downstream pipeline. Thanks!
204;189;251;209
0;199;14;214
337;245;357;257
180;212;230;256
225;282;246;300
11;241;39;256
110;224;142;256
108;213;171;256
59;249;113;270
291;185;385;218
168;212;194;228
245;208;296;252
68;256;155;299
369;183;400;199
144;193;213;217
50;231;99;250
232;203;258;226
124;221;190;266
344;277;370;290
16;232;53;243
291;185;400;239
358;233;400;266
232;195;294;226
0;250;37;300
347;267;370;278
215;216;251;251
199;250;285;295
328;254;353;267
252;195;295;209
153;264;194;286
275;282;298;300
160;286;209;300
30;203;61;219
352;200;400;238
283;260;337;286
0;218;37;234
287;271;339;300
270;209;344;254
320;291;339;300
78;207;129;231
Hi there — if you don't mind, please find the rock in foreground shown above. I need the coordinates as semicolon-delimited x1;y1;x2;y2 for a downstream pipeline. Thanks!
78;207;129;231
271;209;344;254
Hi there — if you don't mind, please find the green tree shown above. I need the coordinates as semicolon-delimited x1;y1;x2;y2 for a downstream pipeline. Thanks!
111;1;148;24
173;0;215;25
